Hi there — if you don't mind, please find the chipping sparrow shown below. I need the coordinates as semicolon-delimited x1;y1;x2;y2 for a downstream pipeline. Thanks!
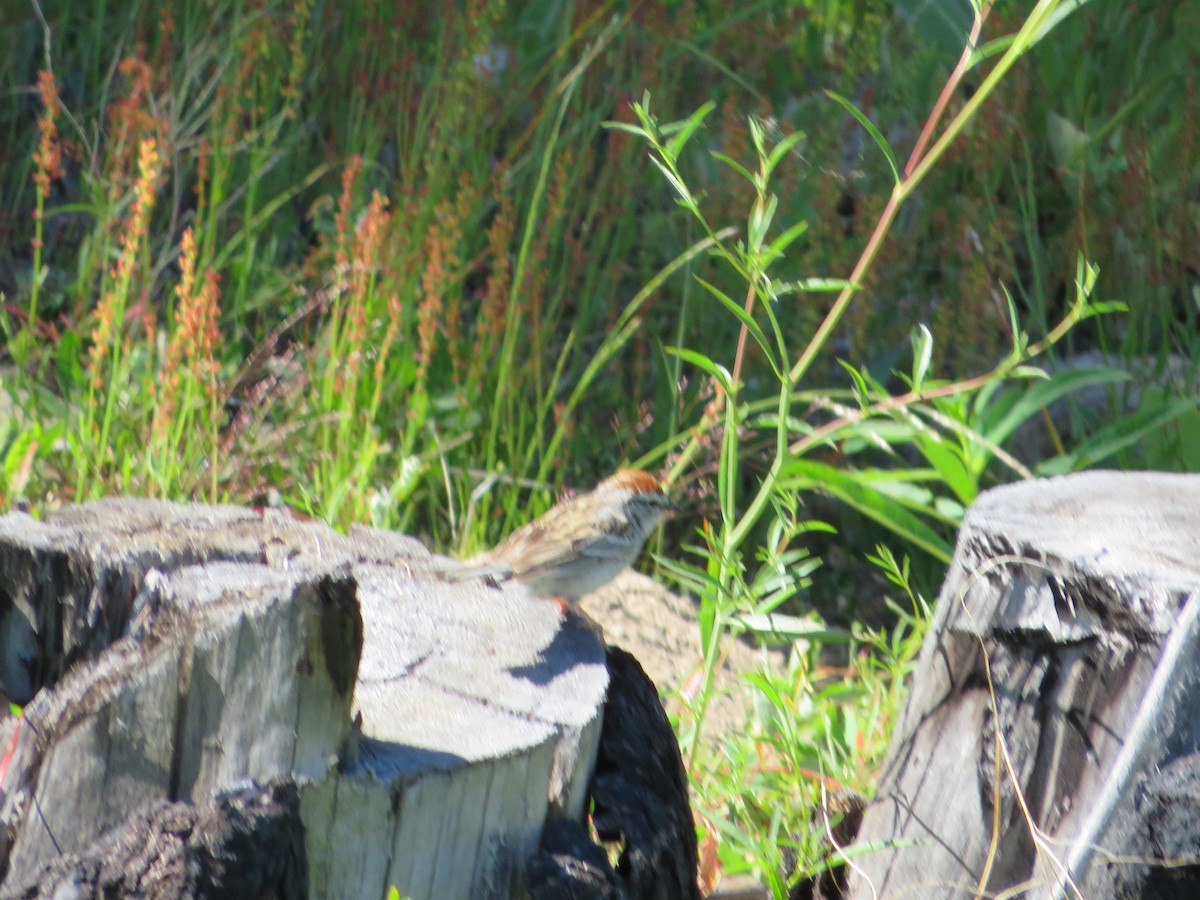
455;469;675;605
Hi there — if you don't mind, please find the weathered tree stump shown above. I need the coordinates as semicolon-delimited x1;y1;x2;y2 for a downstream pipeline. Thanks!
845;471;1200;899
528;647;701;900
3;779;308;898
0;499;617;898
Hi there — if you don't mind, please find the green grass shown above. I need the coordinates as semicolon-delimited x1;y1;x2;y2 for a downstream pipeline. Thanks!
2;0;1198;894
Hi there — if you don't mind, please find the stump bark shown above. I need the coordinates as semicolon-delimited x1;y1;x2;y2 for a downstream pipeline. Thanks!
0;499;612;899
845;471;1200;899
528;647;701;900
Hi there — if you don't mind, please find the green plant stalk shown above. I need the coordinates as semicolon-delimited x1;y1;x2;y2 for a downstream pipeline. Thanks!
206;374;222;501
68;214;109;496
538;231;731;483
906;0;1068;191
652;0;1092;782
688;284;795;768
27;193;46;352
789;270;1097;459
82;213;158;497
66;173;124;327
232;170;262;327
85;332;121;497
485;85;572;475
483;15;624;494
199;142;229;277
618;117;786;761
685;159;801;763
312;264;361;520
786;0;1080;391
901;2;992;177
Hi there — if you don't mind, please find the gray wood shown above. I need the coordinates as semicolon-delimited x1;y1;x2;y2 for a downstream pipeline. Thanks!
0;499;607;899
847;471;1200;899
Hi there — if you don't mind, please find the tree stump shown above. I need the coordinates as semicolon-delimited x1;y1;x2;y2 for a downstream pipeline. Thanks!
0;499;610;898
845;471;1200;899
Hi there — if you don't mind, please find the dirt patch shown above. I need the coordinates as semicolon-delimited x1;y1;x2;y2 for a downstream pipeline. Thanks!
581;569;783;749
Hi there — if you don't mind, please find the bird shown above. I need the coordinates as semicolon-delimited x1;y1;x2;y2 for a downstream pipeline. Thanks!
451;469;675;606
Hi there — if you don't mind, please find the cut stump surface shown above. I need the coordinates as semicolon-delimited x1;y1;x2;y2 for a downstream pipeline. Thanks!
0;498;607;899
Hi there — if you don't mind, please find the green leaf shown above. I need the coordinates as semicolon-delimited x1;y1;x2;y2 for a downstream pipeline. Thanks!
56;330;85;393
3;427;40;493
981;367;1131;448
1080;300;1128;320
1138;386;1200;470
782;459;954;563
910;324;933;392
656;554;719;600
913;433;975;506
1074;254;1100;303
662;101;716;160
850;471;962;526
1023;0;1097;52
934;496;966;522
1001;284;1022;351
866;544;911;592
649;156;695;207
747;116;767;160
837;360;871;410
735;613;849;643
762;220;810;266
968;0;1096;68
838;418;922;454
710;151;755;184
1010;365;1050;380
825;90;901;186
766;131;806;174
970;34;1017;67
694;277;779;375
697;592;717;650
1039;396;1198;474
747;194;779;252
602;121;649;138
775;277;856;294
665;346;734;396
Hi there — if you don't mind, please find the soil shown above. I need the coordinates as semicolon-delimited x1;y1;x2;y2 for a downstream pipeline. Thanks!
581;569;784;749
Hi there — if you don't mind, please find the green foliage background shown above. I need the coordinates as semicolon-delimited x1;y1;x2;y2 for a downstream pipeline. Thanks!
1;0;1197;891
